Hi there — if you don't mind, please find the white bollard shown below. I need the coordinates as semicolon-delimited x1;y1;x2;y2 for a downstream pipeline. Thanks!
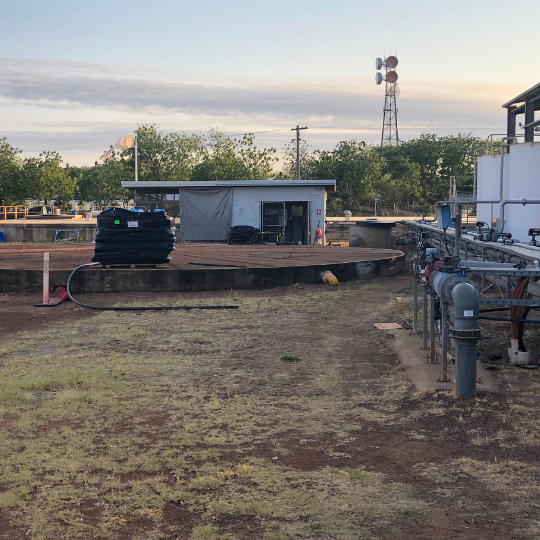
43;252;50;305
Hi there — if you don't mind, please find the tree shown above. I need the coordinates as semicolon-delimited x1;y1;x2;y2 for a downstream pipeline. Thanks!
19;152;77;205
0;138;22;204
77;155;130;204
281;137;315;179
192;129;278;180
376;154;421;210
399;133;487;203
237;134;278;179
123;124;202;182
329;141;382;212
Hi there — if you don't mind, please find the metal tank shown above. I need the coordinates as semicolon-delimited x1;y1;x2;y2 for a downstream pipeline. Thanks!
349;220;396;248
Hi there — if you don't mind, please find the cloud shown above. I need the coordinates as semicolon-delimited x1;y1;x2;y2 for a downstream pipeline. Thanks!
0;58;510;165
0;58;502;128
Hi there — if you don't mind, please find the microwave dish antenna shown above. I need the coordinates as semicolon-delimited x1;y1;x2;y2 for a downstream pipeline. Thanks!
385;71;398;84
376;72;383;85
385;55;398;68
375;57;383;70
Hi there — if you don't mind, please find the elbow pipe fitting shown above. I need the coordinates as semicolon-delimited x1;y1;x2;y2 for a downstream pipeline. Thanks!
429;271;481;399
451;282;480;329
429;270;476;303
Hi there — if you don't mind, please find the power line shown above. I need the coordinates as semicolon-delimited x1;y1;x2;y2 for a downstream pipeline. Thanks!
224;128;291;136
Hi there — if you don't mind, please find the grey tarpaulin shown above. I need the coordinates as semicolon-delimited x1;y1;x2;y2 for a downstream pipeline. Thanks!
179;188;232;242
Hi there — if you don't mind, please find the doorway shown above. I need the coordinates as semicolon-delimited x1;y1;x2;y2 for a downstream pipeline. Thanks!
260;201;310;244
285;202;309;244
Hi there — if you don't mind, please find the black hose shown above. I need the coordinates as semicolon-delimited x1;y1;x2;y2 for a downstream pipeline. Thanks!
517;307;532;352
66;263;239;311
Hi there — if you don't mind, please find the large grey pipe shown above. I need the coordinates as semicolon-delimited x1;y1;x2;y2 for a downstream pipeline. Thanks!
430;271;481;399
451;282;480;399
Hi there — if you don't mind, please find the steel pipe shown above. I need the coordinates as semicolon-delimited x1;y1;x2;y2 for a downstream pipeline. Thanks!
441;301;449;382
430;293;436;363
413;256;418;334
499;137;518;202
422;283;428;350
500;199;540;233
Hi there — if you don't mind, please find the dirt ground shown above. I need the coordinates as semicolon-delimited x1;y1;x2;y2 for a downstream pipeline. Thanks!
0;274;540;540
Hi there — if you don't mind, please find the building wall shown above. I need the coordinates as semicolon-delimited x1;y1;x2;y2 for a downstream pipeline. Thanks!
477;142;540;241
231;185;327;243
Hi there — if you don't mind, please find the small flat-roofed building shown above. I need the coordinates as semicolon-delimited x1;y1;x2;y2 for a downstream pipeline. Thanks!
121;179;336;244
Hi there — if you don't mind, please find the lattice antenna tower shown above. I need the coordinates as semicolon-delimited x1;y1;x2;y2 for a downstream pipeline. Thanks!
375;54;400;147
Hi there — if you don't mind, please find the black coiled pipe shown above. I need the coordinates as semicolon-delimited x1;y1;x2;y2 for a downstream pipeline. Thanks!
66;263;239;311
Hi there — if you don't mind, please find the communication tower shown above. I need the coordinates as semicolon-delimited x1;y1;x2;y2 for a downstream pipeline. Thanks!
375;55;399;147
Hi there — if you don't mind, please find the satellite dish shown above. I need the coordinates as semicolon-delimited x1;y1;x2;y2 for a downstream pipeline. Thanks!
376;72;383;85
116;133;135;150
385;55;398;68
386;71;398;83
375;57;383;70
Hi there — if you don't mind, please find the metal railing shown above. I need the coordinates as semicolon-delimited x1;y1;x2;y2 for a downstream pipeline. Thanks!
0;206;28;220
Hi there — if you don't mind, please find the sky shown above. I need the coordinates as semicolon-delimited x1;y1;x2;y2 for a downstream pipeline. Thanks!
1;0;539;167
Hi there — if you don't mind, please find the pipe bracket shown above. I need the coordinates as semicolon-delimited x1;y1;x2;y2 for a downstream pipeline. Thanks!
449;327;483;340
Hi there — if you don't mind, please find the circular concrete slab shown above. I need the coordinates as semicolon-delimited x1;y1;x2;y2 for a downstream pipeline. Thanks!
0;244;405;293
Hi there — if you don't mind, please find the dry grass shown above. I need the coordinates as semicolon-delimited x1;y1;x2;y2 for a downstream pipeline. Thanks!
0;282;425;539
1;278;540;539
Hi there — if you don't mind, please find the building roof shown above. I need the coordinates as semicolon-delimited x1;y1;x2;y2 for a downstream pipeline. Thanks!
122;179;337;193
502;82;540;109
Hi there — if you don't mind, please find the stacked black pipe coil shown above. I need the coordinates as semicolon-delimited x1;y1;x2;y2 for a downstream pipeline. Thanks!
228;225;260;245
92;208;175;265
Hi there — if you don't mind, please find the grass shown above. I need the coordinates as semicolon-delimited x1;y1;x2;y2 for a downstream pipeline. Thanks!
0;279;539;538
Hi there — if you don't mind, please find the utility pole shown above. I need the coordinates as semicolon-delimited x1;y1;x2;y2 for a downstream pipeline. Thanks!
291;125;308;179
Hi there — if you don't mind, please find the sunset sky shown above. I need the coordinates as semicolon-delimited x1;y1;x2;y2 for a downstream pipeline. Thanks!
1;0;538;166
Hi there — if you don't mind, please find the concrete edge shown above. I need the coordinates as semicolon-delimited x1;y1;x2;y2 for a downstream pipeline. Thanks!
387;328;499;394
0;253;405;293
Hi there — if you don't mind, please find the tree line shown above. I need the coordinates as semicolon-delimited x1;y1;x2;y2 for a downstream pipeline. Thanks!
0;125;493;214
